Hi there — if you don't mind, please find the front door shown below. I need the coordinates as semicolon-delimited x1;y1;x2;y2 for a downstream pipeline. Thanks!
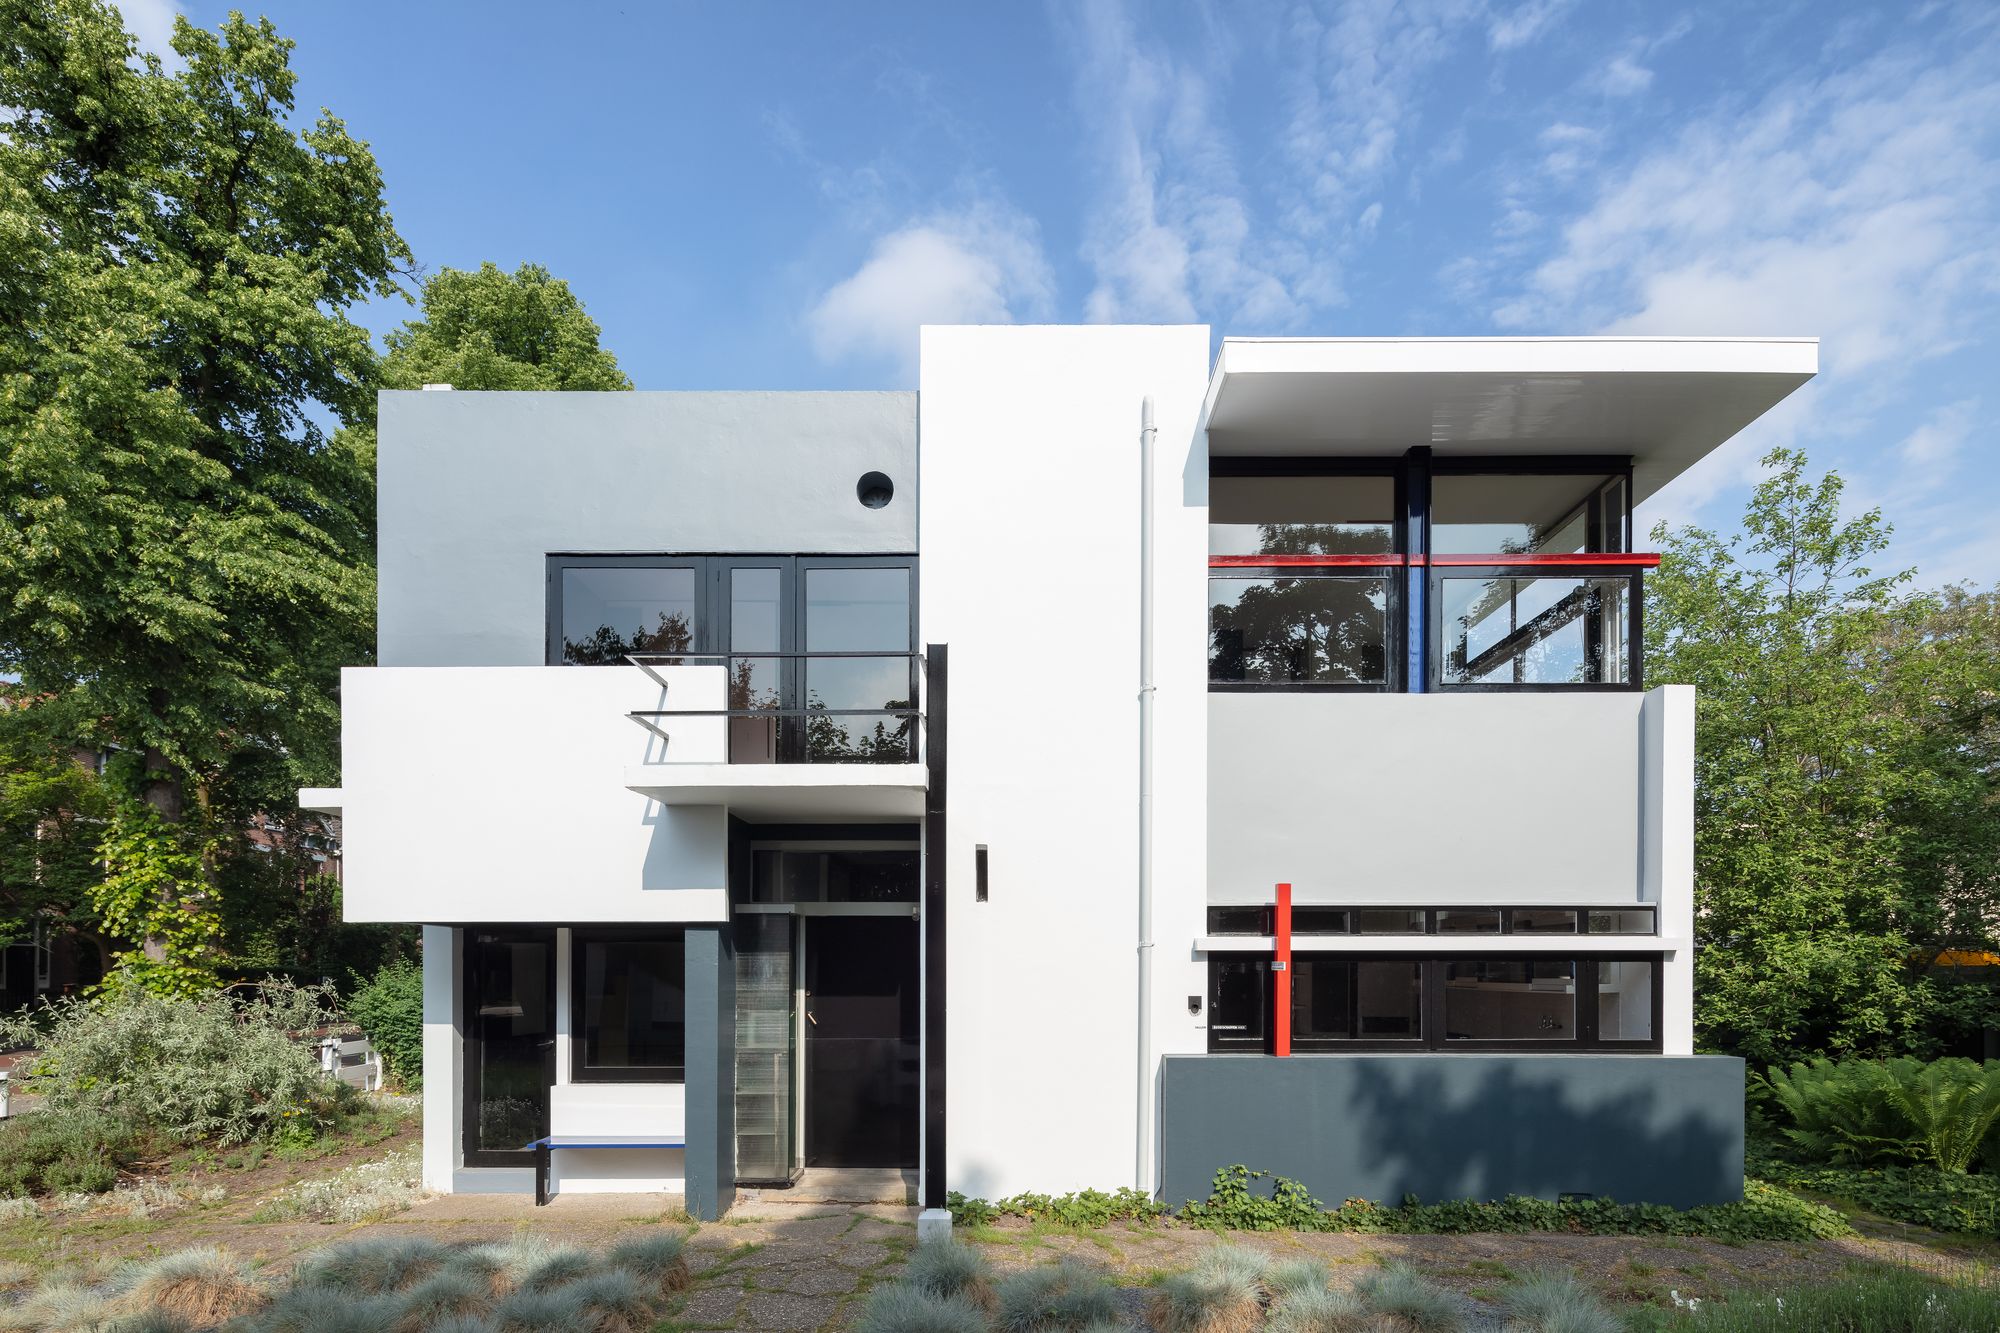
462;928;556;1167
803;916;919;1167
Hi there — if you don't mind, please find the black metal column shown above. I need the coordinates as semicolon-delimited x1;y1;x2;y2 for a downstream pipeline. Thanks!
922;643;948;1210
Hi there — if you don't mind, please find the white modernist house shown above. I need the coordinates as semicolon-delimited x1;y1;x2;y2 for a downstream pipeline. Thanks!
305;328;1816;1223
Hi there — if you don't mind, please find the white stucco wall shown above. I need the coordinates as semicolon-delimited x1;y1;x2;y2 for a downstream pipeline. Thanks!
920;324;1212;1201
1207;692;1651;904
377;390;918;668
341;665;729;923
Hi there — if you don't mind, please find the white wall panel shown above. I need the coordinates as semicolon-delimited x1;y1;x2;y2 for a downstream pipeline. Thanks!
920;324;1211;1201
341;665;729;923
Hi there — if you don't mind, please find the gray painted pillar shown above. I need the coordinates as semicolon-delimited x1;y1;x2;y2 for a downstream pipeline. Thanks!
684;926;737;1220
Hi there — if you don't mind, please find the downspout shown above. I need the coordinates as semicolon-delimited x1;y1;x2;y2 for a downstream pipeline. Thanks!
1136;396;1157;1194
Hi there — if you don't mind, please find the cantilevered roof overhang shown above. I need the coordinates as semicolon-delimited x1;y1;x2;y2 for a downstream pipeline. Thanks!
1203;336;1819;503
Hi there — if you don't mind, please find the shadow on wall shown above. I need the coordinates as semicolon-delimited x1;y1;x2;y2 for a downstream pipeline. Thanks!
1158;1054;1745;1210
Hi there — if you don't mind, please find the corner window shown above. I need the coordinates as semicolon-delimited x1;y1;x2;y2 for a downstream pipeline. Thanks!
1208;575;1391;686
573;931;686;1082
1438;574;1633;686
1431;473;1629;555
1209;475;1395;558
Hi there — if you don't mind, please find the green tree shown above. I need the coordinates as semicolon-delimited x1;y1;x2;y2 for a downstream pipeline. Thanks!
381;262;631;392
0;1;408;985
0;694;113;972
1647;449;2000;1062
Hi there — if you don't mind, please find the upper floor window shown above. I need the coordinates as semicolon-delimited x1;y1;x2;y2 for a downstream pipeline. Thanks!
1209;474;1395;558
548;554;918;762
1430;471;1628;555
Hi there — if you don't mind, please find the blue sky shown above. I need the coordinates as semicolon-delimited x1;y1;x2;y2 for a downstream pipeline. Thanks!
138;0;1998;586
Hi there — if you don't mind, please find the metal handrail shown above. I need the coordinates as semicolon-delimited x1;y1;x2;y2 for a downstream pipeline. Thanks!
624;650;920;692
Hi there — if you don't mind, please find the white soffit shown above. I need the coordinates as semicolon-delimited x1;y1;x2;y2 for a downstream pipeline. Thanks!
624;764;926;820
1203;337;1819;503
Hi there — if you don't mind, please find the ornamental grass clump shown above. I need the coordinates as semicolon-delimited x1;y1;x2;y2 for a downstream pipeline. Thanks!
852;1283;990;1333
1265;1286;1371;1333
604;1230;692;1299
1497;1270;1620;1333
292;1236;447;1295
902;1240;996;1309
1262;1258;1331;1300
114;1247;269;1328
1355;1263;1467;1333
493;1284;593;1333
994;1260;1122;1332
554;1268;655;1333
254;1291;413;1333
1147;1270;1261;1333
394;1268;492;1332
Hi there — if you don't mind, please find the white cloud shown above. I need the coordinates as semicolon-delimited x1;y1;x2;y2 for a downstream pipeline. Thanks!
805;202;1055;380
1488;0;1577;51
1060;0;1304;327
116;0;181;64
1491;39;2000;376
1585;53;1654;97
1896;398;1978;468
1537;121;1601;178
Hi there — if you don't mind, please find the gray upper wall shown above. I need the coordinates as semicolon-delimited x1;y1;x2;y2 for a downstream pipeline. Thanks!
377;390;918;667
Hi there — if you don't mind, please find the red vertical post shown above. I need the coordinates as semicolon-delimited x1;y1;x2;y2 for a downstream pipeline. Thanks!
1274;882;1292;1057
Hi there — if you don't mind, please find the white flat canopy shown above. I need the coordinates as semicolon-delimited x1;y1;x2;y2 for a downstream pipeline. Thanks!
1204;336;1818;503
625;763;926;820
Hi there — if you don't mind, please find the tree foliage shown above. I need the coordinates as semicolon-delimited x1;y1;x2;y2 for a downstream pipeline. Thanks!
1648;448;2000;1062
380;261;631;392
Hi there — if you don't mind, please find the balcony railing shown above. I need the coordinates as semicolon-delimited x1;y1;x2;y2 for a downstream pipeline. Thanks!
626;651;923;764
1208;552;1659;692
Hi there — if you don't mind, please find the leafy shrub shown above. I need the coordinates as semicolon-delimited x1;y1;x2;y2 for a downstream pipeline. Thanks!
948;1185;1166;1228
1750;1151;2000;1237
853;1283;991;1333
994;1260;1122;1332
1763;1056;2000;1172
1177;1166;1848;1242
346;959;424;1091
0;982;356;1146
1670;1267;2000;1329
0;1110;142;1196
1498;1269;1621;1333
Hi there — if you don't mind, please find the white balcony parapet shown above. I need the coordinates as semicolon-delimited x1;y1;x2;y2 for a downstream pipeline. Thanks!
623;762;926;819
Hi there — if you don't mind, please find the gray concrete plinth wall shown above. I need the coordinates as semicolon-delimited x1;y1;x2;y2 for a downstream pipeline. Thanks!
1159;1054;1744;1210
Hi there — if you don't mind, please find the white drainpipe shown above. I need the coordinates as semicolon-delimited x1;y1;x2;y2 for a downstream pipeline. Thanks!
1136;396;1157;1193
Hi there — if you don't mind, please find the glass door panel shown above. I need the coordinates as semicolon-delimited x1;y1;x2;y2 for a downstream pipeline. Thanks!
728;566;785;763
733;915;797;1183
558;565;699;664
463;928;555;1165
803;566;913;761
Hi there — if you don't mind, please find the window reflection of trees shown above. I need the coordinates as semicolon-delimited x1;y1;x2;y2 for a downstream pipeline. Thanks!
564;609;693;666
1209;526;1390;684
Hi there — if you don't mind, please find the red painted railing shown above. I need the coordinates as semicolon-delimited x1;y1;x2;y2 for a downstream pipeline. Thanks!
1209;553;1662;569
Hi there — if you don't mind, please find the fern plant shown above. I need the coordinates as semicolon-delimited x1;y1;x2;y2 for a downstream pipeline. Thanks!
1763;1057;2000;1172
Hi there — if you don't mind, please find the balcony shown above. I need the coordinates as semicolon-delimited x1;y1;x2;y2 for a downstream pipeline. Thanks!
622;651;928;819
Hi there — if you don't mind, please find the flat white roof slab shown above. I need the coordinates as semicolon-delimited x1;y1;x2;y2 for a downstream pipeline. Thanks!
1204;336;1818;502
624;763;926;820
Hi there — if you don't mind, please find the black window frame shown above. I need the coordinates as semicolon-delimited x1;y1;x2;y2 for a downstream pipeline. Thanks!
1208;457;1406;694
1202;905;1658;936
570;927;689;1085
546;553;920;762
1205;950;1665;1054
1428;564;1645;693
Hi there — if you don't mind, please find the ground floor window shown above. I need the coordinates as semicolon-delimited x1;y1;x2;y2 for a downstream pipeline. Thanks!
1207;953;1661;1053
572;930;687;1082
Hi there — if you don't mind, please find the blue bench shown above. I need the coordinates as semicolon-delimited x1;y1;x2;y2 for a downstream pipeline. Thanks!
522;1134;685;1206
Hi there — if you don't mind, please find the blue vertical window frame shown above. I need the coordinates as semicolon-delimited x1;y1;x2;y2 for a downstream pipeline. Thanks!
1402;447;1431;694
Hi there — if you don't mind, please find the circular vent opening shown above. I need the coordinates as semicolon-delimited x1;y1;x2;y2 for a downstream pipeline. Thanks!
857;471;895;509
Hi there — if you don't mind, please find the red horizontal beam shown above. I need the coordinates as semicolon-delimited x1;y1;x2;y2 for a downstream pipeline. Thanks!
1208;552;1662;570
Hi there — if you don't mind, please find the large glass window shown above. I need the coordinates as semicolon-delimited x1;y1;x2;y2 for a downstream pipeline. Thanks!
573;932;686;1082
1209;575;1390;685
1439;574;1631;685
1210;475;1395;558
559;566;698;665
1444;959;1577;1042
1205;952;1660;1052
1431;474;1628;555
805;566;914;762
747;848;919;904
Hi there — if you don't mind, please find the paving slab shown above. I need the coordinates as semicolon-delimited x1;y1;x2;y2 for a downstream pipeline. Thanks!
744;1289;841;1330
